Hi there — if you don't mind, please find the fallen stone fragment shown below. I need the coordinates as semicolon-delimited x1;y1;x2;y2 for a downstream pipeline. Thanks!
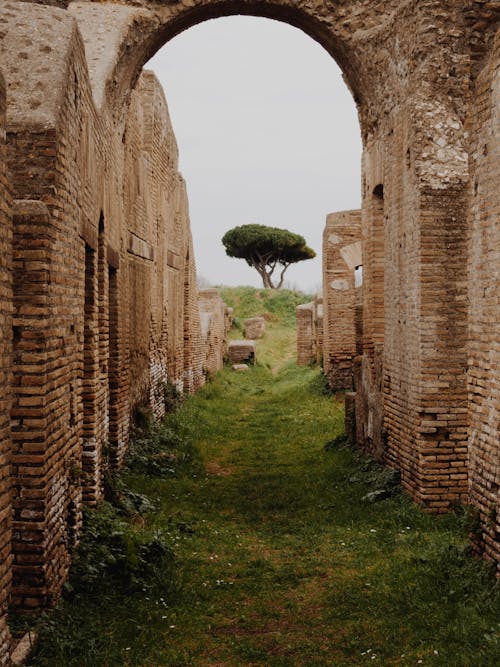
11;632;37;666
232;364;249;372
361;489;391;503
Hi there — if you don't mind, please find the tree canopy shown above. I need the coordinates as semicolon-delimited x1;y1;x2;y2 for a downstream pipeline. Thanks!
222;224;316;289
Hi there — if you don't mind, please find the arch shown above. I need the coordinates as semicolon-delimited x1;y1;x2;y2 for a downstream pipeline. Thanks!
67;0;475;515
1;3;494;626
68;0;401;137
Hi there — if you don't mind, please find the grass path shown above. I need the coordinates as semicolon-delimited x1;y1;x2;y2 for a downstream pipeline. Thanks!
30;297;499;666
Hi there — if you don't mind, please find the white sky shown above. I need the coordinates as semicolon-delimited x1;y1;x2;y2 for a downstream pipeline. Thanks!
147;16;362;293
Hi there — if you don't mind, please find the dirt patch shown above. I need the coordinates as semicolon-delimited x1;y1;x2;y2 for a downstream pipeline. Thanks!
205;461;233;477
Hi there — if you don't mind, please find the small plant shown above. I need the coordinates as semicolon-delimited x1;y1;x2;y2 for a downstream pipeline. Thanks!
324;432;350;450
133;404;155;432
126;418;202;478
162;381;182;413
309;372;335;396
67;503;175;596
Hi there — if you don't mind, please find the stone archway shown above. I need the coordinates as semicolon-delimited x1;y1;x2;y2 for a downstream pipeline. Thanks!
70;2;474;503
0;3;499;662
68;0;473;502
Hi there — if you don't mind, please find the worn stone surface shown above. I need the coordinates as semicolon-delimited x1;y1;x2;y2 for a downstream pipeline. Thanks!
228;340;256;365
232;364;249;372
322;210;362;389
0;0;500;661
244;316;266;340
10;631;37;666
198;288;230;377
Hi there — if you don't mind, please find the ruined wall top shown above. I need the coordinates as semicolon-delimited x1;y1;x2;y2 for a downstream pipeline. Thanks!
17;0;496;138
8;0;500;144
0;2;81;128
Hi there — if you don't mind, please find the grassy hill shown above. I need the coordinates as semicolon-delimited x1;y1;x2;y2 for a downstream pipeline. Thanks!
219;286;313;327
219;286;313;371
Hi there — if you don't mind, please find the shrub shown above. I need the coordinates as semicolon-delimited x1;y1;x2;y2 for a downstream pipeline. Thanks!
68;503;175;596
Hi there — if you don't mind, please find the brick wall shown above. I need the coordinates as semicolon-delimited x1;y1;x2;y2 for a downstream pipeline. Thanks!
322;211;362;389
123;72;204;417
0;2;224;627
467;28;500;571
198;288;229;377
356;96;470;509
4;7;93;608
296;297;323;367
0;71;12;667
296;303;315;366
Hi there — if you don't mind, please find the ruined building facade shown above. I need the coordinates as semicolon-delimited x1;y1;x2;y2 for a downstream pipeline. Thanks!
0;3;231;662
0;0;499;663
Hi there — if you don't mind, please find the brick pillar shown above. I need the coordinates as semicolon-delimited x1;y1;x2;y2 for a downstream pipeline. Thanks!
296;303;315;366
198;288;227;376
322;210;362;390
467;31;500;570
0;72;12;667
361;106;469;511
10;200;83;609
314;296;324;365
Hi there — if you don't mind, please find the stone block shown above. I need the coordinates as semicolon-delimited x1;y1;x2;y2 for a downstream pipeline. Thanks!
244;316;266;340
228;340;256;365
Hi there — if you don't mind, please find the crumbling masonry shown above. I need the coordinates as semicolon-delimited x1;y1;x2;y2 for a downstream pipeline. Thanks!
0;1;499;663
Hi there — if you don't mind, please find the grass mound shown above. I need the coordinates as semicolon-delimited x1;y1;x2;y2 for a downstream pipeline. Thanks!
220;285;313;328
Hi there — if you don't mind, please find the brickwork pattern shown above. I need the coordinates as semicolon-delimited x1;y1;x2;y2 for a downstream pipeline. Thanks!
0;72;12;667
296;297;323;367
322;210;361;390
0;4;226;650
198;288;229;377
228;341;256;365
0;1;499;660
296;303;315;366
467;28;500;571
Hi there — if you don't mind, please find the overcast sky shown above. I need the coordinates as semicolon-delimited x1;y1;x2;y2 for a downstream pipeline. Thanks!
148;16;361;293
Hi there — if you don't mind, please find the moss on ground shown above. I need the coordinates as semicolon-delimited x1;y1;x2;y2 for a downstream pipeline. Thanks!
27;288;499;666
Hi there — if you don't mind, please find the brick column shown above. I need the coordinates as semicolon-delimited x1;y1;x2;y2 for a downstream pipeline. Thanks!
466;32;500;568
0;72;12;667
296;303;315;366
322;210;362;390
361;105;469;511
198;288;227;376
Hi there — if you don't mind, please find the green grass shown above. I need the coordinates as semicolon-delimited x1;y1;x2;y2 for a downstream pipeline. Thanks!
220;285;313;327
220;286;312;372
27;288;499;666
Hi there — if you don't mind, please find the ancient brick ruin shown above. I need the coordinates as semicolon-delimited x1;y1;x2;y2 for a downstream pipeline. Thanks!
198;288;232;378
0;3;231;661
296;298;323;367
0;0;499;662
322;210;362;388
